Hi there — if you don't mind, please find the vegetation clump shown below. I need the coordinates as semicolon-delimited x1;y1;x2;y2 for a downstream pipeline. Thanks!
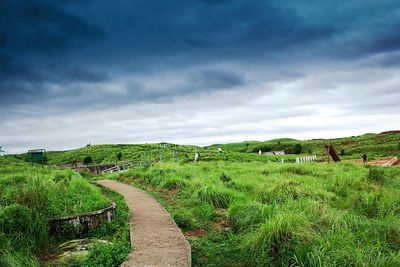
366;166;386;183
219;172;231;183
0;158;129;266
195;185;233;208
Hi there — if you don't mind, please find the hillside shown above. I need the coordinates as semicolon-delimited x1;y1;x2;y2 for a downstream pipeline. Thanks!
2;131;400;266
102;161;400;266
208;131;400;159
14;131;398;166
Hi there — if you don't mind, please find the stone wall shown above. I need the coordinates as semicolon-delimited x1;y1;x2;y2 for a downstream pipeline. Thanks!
49;202;116;237
57;163;116;175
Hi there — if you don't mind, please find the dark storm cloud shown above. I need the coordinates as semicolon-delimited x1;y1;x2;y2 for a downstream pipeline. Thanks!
1;0;400;116
376;53;400;67
0;0;104;53
0;0;107;108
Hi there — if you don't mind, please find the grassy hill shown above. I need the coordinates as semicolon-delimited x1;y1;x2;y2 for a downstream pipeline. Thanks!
102;161;400;266
208;131;400;159
18;131;398;166
2;130;400;266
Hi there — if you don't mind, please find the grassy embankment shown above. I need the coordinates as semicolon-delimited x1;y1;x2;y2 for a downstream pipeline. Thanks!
44;143;300;165
211;131;400;160
99;161;400;266
0;157;130;267
38;131;400;167
6;131;399;266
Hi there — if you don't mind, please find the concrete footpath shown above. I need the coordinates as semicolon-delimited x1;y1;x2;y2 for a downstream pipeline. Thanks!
96;180;191;267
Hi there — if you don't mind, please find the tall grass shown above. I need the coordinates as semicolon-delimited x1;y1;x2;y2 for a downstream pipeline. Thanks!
195;185;233;208
0;158;110;266
110;160;400;266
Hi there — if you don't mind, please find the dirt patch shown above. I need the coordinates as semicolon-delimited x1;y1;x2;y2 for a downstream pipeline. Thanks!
184;229;207;237
212;218;231;232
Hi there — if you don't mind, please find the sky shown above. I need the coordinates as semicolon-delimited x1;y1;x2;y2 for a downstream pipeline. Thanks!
1;0;400;153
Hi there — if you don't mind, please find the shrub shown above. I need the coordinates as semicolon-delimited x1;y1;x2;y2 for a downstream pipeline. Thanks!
294;144;303;154
83;156;93;165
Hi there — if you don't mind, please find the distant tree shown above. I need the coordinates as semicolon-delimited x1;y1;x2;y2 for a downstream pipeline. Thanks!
117;152;122;161
293;144;302;154
86;143;91;147
83;156;93;165
246;143;250;152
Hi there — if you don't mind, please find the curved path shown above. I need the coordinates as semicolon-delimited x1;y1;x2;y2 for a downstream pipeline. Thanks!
96;180;191;267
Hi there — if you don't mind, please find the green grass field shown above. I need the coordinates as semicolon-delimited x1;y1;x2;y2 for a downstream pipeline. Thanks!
2;131;400;266
101;161;400;266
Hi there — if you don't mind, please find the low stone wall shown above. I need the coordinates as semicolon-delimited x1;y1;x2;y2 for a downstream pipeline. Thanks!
49;202;116;237
56;164;116;175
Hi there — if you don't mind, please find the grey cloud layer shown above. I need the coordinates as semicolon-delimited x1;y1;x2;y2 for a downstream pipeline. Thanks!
2;0;400;107
1;0;400;152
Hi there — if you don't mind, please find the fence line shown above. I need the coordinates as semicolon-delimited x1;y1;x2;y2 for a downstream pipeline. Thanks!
296;155;317;164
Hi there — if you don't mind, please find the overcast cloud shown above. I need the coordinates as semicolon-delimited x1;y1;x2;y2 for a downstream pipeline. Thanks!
1;0;400;153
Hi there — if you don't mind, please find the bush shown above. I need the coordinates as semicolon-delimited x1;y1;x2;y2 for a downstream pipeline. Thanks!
83;156;93;165
294;144;303;154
